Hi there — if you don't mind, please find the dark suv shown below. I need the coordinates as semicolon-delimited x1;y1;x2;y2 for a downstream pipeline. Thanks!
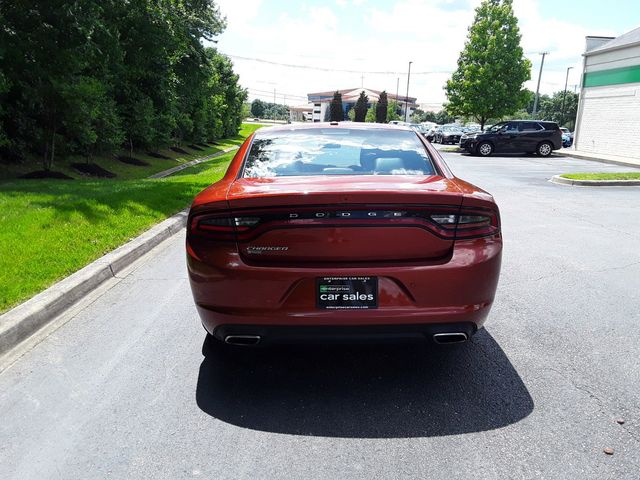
459;120;562;157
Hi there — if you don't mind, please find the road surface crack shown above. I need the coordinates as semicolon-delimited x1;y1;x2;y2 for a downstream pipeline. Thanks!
548;366;640;445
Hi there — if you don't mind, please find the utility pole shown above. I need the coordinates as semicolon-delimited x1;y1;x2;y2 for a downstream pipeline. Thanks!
404;61;412;122
395;77;399;117
560;66;573;127
532;52;549;118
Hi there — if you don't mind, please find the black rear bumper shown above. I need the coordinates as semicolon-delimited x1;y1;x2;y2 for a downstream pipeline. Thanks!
212;322;478;346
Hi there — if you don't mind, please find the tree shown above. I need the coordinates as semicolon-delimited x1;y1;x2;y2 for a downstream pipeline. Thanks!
251;99;265;118
435;110;456;125
538;91;579;129
365;104;377;123
444;0;531;130
241;102;251;119
386;101;401;122
330;91;343;121
0;72;10;149
376;91;388;123
0;0;247;171
354;91;368;122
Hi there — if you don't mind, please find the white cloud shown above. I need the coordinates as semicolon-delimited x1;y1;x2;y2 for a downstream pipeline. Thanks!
217;0;596;108
216;0;263;30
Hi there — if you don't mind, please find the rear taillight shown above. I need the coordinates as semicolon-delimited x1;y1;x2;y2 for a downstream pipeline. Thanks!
190;206;500;241
430;209;499;239
190;214;261;241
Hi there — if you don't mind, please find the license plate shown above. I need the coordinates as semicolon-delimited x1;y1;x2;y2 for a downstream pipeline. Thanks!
316;276;378;310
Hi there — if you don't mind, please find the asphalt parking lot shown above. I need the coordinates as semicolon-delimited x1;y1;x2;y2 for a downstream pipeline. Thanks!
1;151;639;479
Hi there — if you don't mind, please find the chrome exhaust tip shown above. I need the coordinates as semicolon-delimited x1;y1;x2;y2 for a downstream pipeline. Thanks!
224;335;261;346
433;332;468;344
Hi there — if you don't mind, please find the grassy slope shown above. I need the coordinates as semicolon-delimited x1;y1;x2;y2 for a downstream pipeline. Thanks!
0;123;262;181
560;172;640;181
0;124;261;312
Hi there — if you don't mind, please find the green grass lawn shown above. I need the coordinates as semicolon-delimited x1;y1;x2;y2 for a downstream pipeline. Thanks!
560;172;640;181
0;124;262;312
0;123;262;181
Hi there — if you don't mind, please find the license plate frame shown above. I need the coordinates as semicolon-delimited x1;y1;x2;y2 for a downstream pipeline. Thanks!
316;276;378;310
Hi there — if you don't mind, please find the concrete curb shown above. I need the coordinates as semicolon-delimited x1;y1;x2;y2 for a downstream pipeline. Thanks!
148;146;239;179
560;151;640;169
0;210;188;358
550;175;640;187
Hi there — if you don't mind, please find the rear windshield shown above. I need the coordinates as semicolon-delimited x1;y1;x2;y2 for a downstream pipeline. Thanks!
242;128;436;178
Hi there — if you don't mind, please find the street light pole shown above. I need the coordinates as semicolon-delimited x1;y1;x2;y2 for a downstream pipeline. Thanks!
395;77;399;118
532;52;549;118
560;66;573;127
404;61;412;122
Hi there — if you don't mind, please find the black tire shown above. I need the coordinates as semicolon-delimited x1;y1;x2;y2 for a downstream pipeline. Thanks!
476;141;493;157
537;141;553;157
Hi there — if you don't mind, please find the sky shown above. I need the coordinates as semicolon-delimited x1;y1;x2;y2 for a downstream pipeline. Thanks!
213;0;639;110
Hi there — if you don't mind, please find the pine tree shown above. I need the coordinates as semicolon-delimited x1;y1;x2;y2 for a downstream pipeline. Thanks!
444;0;531;129
329;91;343;121
354;91;368;122
376;91;388;123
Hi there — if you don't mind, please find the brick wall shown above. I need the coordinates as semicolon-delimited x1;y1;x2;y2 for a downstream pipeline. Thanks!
575;84;640;160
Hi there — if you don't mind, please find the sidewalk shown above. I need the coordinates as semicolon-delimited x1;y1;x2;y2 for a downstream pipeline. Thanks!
560;149;640;169
147;146;239;178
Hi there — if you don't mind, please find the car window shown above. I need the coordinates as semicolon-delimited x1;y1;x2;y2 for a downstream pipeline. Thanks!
521;122;544;131
487;122;506;132
504;122;520;132
243;128;436;178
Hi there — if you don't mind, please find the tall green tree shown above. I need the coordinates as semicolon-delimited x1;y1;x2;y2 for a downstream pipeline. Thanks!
0;0;246;171
538;91;578;128
386;101;401;122
251;99;265;117
376;91;388;123
354;91;368;122
444;0;531;129
365;104;377;123
330;91;343;121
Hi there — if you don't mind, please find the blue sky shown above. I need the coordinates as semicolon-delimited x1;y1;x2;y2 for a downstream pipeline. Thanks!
214;0;638;108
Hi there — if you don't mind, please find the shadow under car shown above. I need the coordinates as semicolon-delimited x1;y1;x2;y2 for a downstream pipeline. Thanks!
195;329;533;438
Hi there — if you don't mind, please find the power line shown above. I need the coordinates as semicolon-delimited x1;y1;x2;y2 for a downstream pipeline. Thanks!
225;53;452;75
247;87;307;99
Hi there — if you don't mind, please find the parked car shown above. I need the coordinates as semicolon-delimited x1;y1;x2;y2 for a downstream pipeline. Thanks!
187;123;502;347
409;123;429;135
426;125;440;142
434;124;464;144
459;120;562;157
562;132;573;148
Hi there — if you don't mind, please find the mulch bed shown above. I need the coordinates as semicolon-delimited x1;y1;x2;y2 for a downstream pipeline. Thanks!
146;151;172;160
20;170;74;180
117;155;150;166
71;163;117;178
170;146;189;154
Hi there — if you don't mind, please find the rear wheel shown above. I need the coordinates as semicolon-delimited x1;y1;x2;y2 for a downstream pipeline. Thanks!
476;141;493;157
537;141;552;157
